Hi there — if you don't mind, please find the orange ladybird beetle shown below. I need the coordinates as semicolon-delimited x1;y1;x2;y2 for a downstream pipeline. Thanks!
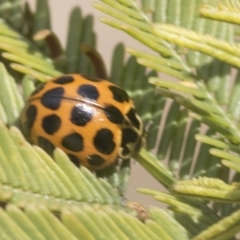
21;74;143;171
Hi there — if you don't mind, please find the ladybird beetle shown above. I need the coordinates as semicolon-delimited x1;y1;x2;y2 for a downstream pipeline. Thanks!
21;74;143;171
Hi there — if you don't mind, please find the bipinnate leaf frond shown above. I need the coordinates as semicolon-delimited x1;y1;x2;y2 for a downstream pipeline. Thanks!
200;0;240;25
0;110;185;239
0;120;121;207
96;1;240;239
0;18;61;81
0;204;190;240
95;0;240;182
2;0;240;239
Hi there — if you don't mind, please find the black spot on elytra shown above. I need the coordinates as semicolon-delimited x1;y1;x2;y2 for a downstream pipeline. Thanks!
70;104;93;126
62;132;84;152
77;84;99;100
94;128;115;154
53;75;74;84
88;154;105;166
25;104;37;129
82;75;102;82
42;114;61;135
37;136;55;155
126;108;140;130
104;105;124;124
67;154;80;167
109;85;129;103
41;87;64;110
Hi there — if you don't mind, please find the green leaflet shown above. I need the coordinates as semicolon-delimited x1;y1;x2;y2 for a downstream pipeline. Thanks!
0;63;24;124
193;209;240;240
152;24;239;67
0;20;61;81
172;177;240;202
200;2;240;25
33;0;51;34
0;121;122;207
